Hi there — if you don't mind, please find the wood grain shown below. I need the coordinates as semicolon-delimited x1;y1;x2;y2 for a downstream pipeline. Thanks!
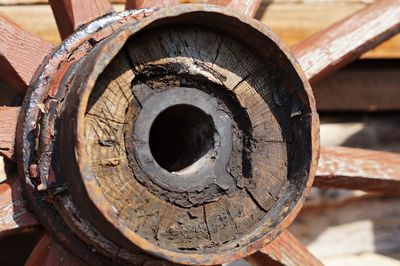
258;2;400;59
0;174;38;239
83;24;290;250
48;0;115;40
319;113;400;152
1;2;400;58
314;60;400;111
25;234;84;266
316;146;400;194
126;0;179;9
214;0;261;16
126;0;261;17
290;196;400;263
247;230;323;266
292;0;400;83
0;107;19;161
0;14;53;93
58;9;317;263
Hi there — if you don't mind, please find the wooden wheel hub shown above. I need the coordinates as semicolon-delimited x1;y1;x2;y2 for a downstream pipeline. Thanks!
128;85;234;207
16;5;318;265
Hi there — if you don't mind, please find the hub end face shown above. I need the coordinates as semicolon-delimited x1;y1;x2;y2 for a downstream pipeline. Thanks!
66;7;318;264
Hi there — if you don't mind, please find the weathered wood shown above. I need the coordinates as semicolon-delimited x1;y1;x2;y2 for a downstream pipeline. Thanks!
220;0;260;16
15;9;183;266
259;2;400;59
290;196;400;263
0;13;53;93
53;7;317;264
0;107;19;161
292;0;400;83
0;5;61;45
126;0;179;9
304;187;370;209
316;146;400;194
49;0;115;40
314;60;400;111
0;174;38;239
79;24;289;259
126;0;260;17
320;112;400;152
26;234;84;266
1;3;400;58
247;230;323;266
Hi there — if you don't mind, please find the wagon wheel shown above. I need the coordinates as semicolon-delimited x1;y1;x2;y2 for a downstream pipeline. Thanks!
0;0;399;265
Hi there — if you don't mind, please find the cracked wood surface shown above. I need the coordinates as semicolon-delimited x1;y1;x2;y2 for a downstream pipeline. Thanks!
60;10;317;263
0;173;38;239
316;146;400;194
0;13;53;94
247;230;323;266
0;107;19;161
293;0;400;83
4;111;399;196
126;0;261;17
82;24;289;251
49;0;115;39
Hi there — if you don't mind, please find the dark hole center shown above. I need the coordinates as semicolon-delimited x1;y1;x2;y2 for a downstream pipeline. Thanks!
149;105;215;172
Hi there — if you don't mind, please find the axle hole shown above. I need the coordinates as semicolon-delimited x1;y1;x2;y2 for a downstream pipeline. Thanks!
149;105;215;172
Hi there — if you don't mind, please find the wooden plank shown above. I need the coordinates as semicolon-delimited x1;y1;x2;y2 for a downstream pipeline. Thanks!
0;107;19;161
289;197;400;263
0;4;62;45
0;174;39;239
1;2;399;59
319;112;400;152
316;146;400;194
292;0;400;83
323;253;400;266
247;230;323;266
0;13;53;93
26;234;84;266
0;4;125;45
49;0;115;40
258;1;400;59
314;60;400;111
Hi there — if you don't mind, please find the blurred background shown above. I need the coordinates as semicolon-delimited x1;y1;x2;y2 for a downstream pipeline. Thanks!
0;0;399;265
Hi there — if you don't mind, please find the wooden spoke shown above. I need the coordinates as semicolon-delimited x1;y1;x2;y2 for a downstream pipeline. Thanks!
293;0;400;83
0;173;39;239
0;107;20;161
0;14;53;94
246;230;323;266
49;0;115;40
126;0;261;17
26;234;84;266
316;146;400;194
